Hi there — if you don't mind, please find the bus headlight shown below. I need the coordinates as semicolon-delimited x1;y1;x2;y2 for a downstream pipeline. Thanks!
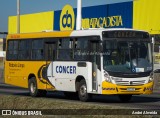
148;73;154;83
104;71;112;83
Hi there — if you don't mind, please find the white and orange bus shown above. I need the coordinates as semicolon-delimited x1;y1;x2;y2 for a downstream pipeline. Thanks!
4;28;154;102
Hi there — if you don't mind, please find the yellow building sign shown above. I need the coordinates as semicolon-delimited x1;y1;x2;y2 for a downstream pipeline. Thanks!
133;0;160;34
8;11;54;34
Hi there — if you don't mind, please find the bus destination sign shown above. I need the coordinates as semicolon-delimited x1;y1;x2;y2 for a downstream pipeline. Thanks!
103;31;149;39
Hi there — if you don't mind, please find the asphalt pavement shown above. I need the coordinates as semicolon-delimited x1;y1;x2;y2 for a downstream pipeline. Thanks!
0;83;160;109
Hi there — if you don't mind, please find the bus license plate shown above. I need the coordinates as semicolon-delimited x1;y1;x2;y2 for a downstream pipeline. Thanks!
127;88;135;91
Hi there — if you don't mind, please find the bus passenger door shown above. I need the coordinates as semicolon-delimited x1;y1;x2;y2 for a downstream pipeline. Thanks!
90;41;101;92
45;42;57;89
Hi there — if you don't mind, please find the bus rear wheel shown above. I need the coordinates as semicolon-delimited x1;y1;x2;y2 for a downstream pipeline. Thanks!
28;77;47;97
118;95;132;102
78;80;90;102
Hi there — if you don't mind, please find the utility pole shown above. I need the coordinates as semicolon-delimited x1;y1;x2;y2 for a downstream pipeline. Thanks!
76;0;82;30
17;0;20;33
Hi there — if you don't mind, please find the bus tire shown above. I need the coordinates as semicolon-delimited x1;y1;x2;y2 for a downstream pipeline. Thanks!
78;80;90;102
118;95;132;102
28;77;46;97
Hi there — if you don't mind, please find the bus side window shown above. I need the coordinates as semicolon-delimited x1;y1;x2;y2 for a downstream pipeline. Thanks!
7;40;18;60
32;39;44;60
18;40;31;60
74;37;88;60
58;38;72;60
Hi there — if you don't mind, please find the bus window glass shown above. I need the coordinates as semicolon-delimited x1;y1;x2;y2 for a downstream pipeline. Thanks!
7;41;18;60
61;38;70;49
8;41;13;50
32;39;44;60
76;38;88;49
58;38;72;60
74;37;88;60
103;40;153;73
18;40;30;60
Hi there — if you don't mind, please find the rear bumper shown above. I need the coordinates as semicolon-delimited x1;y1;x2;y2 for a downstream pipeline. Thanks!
102;81;153;95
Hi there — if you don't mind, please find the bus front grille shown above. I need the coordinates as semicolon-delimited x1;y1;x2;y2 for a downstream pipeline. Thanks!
115;80;146;86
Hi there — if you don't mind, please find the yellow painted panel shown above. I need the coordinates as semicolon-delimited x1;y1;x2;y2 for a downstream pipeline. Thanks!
4;61;53;89
7;31;72;39
8;11;54;34
102;81;153;95
8;16;17;34
133;0;160;34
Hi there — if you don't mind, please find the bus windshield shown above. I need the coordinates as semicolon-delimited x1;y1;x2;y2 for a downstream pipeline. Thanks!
103;39;153;73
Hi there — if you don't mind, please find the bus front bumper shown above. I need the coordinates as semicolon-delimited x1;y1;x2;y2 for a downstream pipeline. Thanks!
102;81;154;95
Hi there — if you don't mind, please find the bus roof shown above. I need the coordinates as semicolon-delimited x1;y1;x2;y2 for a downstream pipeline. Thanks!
7;28;148;39
71;28;148;37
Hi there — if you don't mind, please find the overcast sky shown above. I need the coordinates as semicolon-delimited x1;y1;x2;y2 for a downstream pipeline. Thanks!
0;0;132;33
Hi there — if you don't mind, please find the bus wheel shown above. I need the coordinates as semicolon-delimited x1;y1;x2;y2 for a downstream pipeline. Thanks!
78;80;90;102
118;95;132;102
28;77;46;97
